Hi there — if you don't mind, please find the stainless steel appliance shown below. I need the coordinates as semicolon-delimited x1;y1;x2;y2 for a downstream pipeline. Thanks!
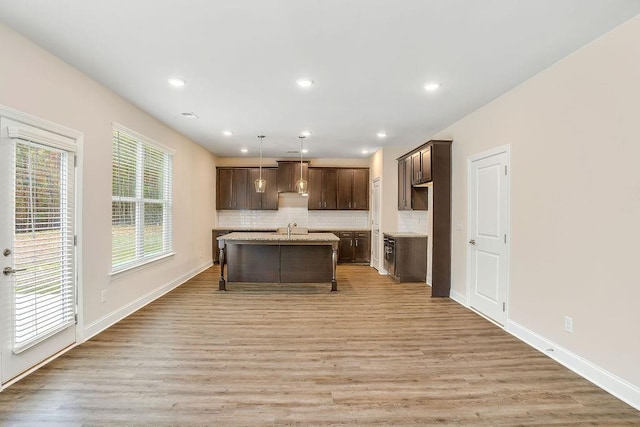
383;235;395;276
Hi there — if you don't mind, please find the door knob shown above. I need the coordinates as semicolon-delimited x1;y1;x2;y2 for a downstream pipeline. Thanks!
469;239;476;245
3;266;27;275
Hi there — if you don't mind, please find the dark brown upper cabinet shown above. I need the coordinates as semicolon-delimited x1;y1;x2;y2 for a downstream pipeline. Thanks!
412;145;432;185
217;167;277;210
337;168;369;210
277;161;309;193
308;168;338;210
248;168;278;210
398;156;427;211
398;156;411;210
216;168;249;210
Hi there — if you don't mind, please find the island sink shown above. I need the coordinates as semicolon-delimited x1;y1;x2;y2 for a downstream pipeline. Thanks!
274;227;308;235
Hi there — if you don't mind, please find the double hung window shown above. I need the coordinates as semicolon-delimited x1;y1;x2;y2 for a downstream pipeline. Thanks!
111;124;173;273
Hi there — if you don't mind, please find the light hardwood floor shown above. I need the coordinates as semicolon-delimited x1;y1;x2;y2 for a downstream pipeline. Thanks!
0;265;638;426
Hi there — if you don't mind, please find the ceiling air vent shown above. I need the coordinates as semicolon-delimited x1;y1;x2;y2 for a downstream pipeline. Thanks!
181;112;198;119
286;150;299;154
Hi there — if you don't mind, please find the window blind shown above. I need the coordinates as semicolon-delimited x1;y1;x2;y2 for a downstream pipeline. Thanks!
112;127;173;272
13;139;76;353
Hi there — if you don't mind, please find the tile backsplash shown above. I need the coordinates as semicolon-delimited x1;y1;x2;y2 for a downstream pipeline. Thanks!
397;210;429;234
218;208;370;230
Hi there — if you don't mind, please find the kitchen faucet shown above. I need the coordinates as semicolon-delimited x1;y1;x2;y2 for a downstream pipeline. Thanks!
287;222;297;238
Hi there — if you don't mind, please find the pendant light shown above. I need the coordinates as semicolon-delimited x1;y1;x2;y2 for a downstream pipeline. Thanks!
255;135;266;193
295;135;308;195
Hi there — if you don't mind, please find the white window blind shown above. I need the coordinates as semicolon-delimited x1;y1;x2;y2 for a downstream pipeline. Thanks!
112;126;173;272
13;139;76;353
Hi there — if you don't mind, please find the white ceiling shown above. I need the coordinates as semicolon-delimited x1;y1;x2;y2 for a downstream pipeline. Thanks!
1;1;640;159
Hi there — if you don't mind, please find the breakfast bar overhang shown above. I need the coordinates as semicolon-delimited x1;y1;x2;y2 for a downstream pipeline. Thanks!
217;232;340;291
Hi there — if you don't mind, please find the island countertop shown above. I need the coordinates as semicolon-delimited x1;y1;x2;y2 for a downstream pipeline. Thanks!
217;232;339;243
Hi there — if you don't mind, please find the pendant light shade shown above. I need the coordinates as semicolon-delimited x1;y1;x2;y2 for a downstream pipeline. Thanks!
255;135;266;193
295;135;308;195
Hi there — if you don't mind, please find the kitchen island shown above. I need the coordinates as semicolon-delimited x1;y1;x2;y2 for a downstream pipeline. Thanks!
217;232;340;291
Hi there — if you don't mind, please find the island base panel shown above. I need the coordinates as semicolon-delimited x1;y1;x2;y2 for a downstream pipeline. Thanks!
227;245;280;283
280;246;332;283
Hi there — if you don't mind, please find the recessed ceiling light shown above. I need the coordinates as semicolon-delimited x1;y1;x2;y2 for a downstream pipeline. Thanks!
376;132;387;138
222;130;233;136
424;82;440;91
296;78;314;88
301;149;309;154
168;78;186;87
362;149;369;154
301;131;312;137
181;112;198;118
240;148;248;153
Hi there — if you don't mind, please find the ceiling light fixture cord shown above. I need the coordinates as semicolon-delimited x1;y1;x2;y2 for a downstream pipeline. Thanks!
255;135;266;193
296;135;308;194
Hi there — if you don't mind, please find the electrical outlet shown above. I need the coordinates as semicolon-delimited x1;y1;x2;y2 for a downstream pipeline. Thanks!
199;251;203;259
564;315;573;333
101;290;107;303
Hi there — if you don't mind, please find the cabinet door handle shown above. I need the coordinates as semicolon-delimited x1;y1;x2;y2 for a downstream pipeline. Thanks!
350;240;352;247
355;240;358;247
348;202;351;208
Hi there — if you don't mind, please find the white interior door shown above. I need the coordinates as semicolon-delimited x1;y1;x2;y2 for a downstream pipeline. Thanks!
0;117;77;384
371;178;381;270
468;146;509;325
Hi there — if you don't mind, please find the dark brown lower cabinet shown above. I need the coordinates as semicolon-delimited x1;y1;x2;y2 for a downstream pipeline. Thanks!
337;231;370;263
386;234;427;282
214;229;371;265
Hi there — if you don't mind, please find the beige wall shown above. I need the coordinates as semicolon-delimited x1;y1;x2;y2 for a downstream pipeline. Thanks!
432;15;640;387
0;24;217;334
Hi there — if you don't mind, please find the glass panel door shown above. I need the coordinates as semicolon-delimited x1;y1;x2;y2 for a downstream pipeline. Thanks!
1;120;76;384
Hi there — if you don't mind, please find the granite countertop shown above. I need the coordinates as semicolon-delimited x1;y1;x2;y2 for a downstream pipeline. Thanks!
213;227;276;231
383;232;428;238
213;227;369;232
325;228;370;232
217;232;340;242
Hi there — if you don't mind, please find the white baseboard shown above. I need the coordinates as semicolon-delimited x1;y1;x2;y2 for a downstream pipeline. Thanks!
507;319;640;411
449;288;467;306
83;261;212;341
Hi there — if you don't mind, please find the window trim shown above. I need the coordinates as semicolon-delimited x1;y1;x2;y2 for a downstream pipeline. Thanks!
111;123;174;274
